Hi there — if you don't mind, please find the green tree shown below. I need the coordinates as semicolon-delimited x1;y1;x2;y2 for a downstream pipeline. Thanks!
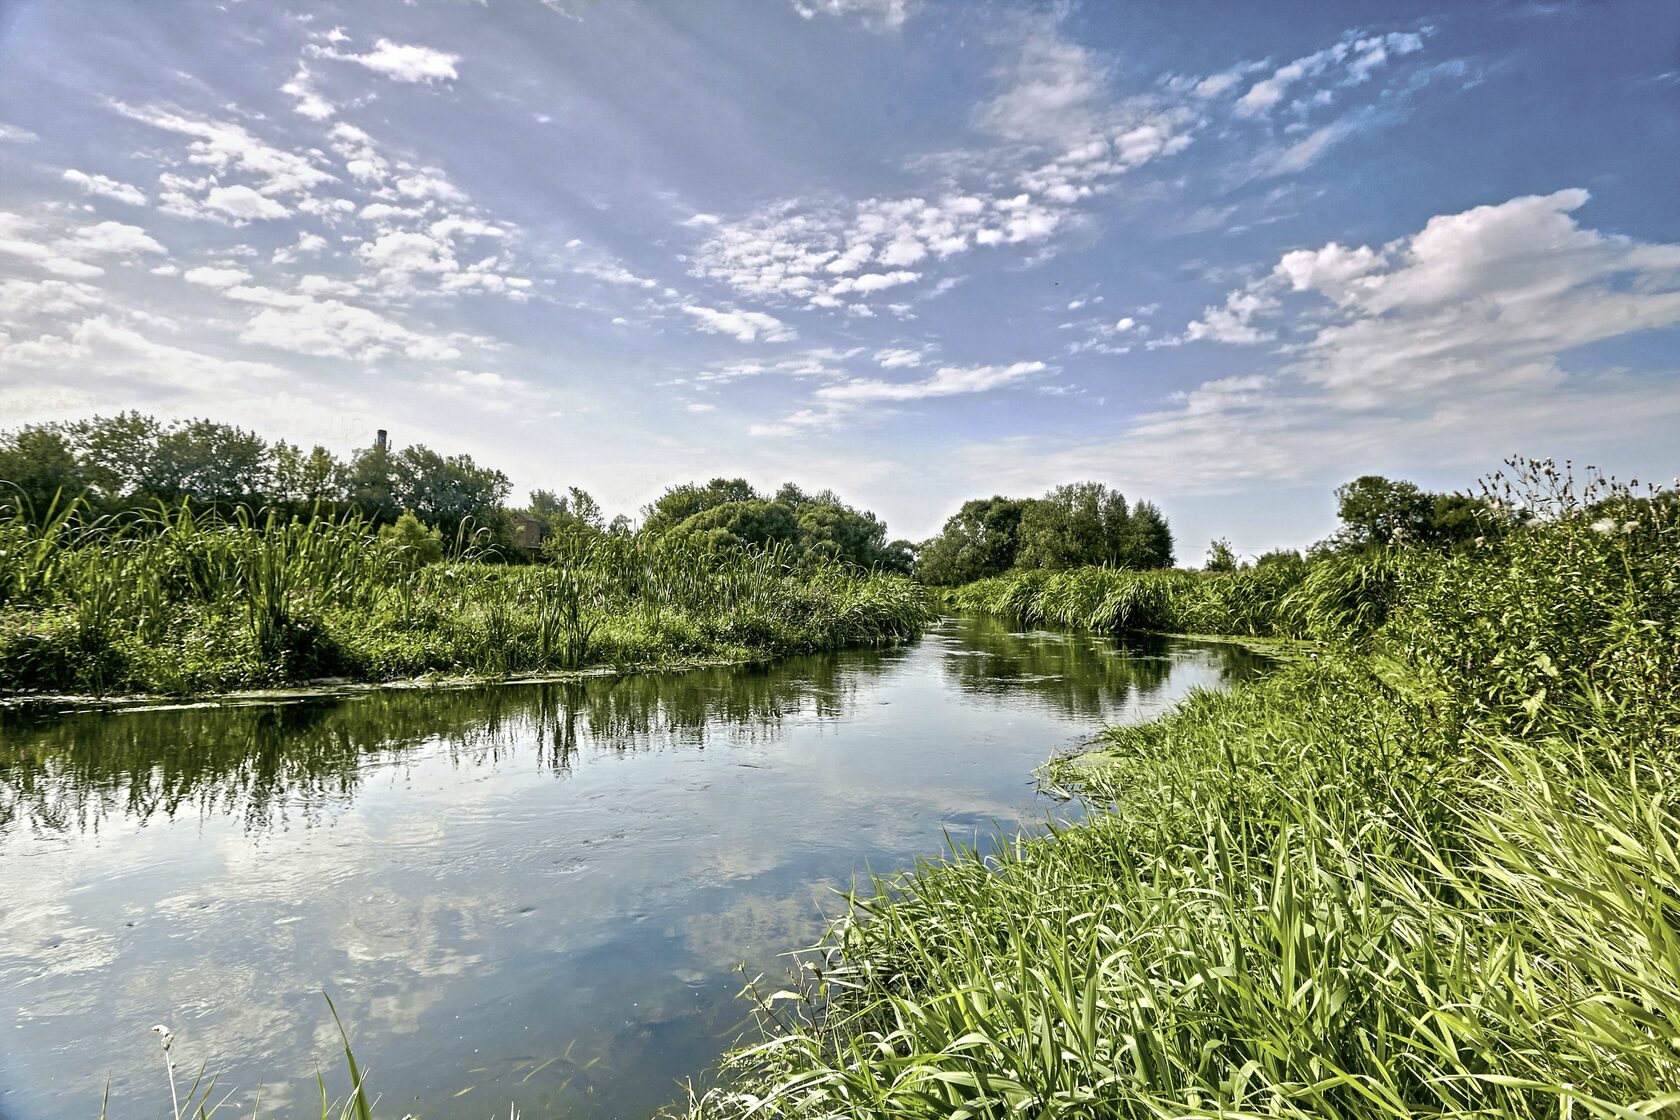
1255;548;1305;571
71;411;164;501
378;509;444;569
0;424;85;518
643;477;760;534
796;501;891;567
346;442;401;522
151;419;271;505
1331;475;1434;550
271;442;348;507
1329;475;1503;553
674;499;800;551
916;497;1026;585
1120;501;1174;569
391;445;511;534
1205;538;1238;572
1017;483;1132;570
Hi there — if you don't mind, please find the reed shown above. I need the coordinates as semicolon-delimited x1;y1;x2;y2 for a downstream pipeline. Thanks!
0;501;935;696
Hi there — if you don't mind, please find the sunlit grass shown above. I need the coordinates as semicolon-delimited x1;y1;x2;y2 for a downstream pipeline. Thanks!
0;500;934;696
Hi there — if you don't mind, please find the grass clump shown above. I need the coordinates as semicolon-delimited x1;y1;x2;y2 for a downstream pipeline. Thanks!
680;461;1680;1119
0;501;934;697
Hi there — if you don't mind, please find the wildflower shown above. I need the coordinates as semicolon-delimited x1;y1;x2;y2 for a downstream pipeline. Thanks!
1591;517;1617;534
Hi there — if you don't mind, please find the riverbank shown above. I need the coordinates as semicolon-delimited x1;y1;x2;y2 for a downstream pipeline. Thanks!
681;476;1680;1117
0;508;935;697
0;652;774;716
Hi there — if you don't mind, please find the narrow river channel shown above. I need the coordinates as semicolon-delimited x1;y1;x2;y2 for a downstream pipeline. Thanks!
0;617;1267;1120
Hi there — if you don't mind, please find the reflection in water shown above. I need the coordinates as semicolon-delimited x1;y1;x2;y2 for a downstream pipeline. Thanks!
0;618;1267;1120
0;652;884;840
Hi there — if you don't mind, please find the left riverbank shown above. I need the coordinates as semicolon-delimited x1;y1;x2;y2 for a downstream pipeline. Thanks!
0;507;934;699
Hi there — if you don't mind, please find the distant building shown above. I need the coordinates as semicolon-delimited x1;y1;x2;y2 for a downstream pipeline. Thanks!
507;510;543;552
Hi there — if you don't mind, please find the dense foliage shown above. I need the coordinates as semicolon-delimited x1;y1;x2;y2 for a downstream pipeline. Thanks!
635;478;915;572
0;415;925;578
0;500;933;696
0;412;513;537
683;460;1680;1119
917;483;1175;585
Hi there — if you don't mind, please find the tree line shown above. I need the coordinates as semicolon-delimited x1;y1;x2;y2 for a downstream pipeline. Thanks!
535;476;916;573
0;413;512;535
915;482;1175;585
0;414;914;571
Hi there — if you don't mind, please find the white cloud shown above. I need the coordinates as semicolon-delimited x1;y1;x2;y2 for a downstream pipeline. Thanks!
790;0;910;30
242;297;465;362
0;212;166;278
203;184;291;222
0;122;37;143
58;221;166;259
1234;30;1427;119
1025;190;1680;495
1184;288;1278;345
1;316;286;391
183;265;254;289
0;277;104;317
394;171;467;203
62;169;146;206
830;270;919;295
818;360;1046;404
873;347;924;368
116;104;336;197
281;66;336;120
334;39;460;84
695;347;859;384
1257;114;1373;177
690;17;1216;312
978;23;1110;146
419;369;541;413
682;305;796;342
272;231;329;264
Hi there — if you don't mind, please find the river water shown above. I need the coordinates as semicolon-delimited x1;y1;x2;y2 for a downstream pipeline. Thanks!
0;616;1266;1120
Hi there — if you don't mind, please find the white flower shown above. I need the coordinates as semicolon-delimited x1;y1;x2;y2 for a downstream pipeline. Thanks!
1591;518;1617;534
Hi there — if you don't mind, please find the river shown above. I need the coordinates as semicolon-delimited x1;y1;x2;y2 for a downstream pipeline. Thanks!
0;616;1267;1119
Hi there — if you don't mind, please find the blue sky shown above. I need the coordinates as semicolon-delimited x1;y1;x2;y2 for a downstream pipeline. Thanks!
1;0;1676;557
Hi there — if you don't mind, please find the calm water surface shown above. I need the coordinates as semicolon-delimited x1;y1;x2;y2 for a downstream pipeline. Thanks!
0;617;1267;1120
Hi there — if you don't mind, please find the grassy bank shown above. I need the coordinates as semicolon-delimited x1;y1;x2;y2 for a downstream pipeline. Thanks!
942;550;1402;643
682;466;1680;1118
0;502;933;697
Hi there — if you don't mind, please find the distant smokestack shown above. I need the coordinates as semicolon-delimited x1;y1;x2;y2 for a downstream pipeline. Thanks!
375;429;388;453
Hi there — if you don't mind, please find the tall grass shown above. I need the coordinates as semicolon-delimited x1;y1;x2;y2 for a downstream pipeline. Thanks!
947;548;1405;642
680;462;1680;1119
0;500;934;696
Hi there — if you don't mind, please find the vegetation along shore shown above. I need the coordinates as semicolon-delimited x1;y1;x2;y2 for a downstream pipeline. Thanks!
680;460;1680;1119
6;416;1679;1120
0;414;934;697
